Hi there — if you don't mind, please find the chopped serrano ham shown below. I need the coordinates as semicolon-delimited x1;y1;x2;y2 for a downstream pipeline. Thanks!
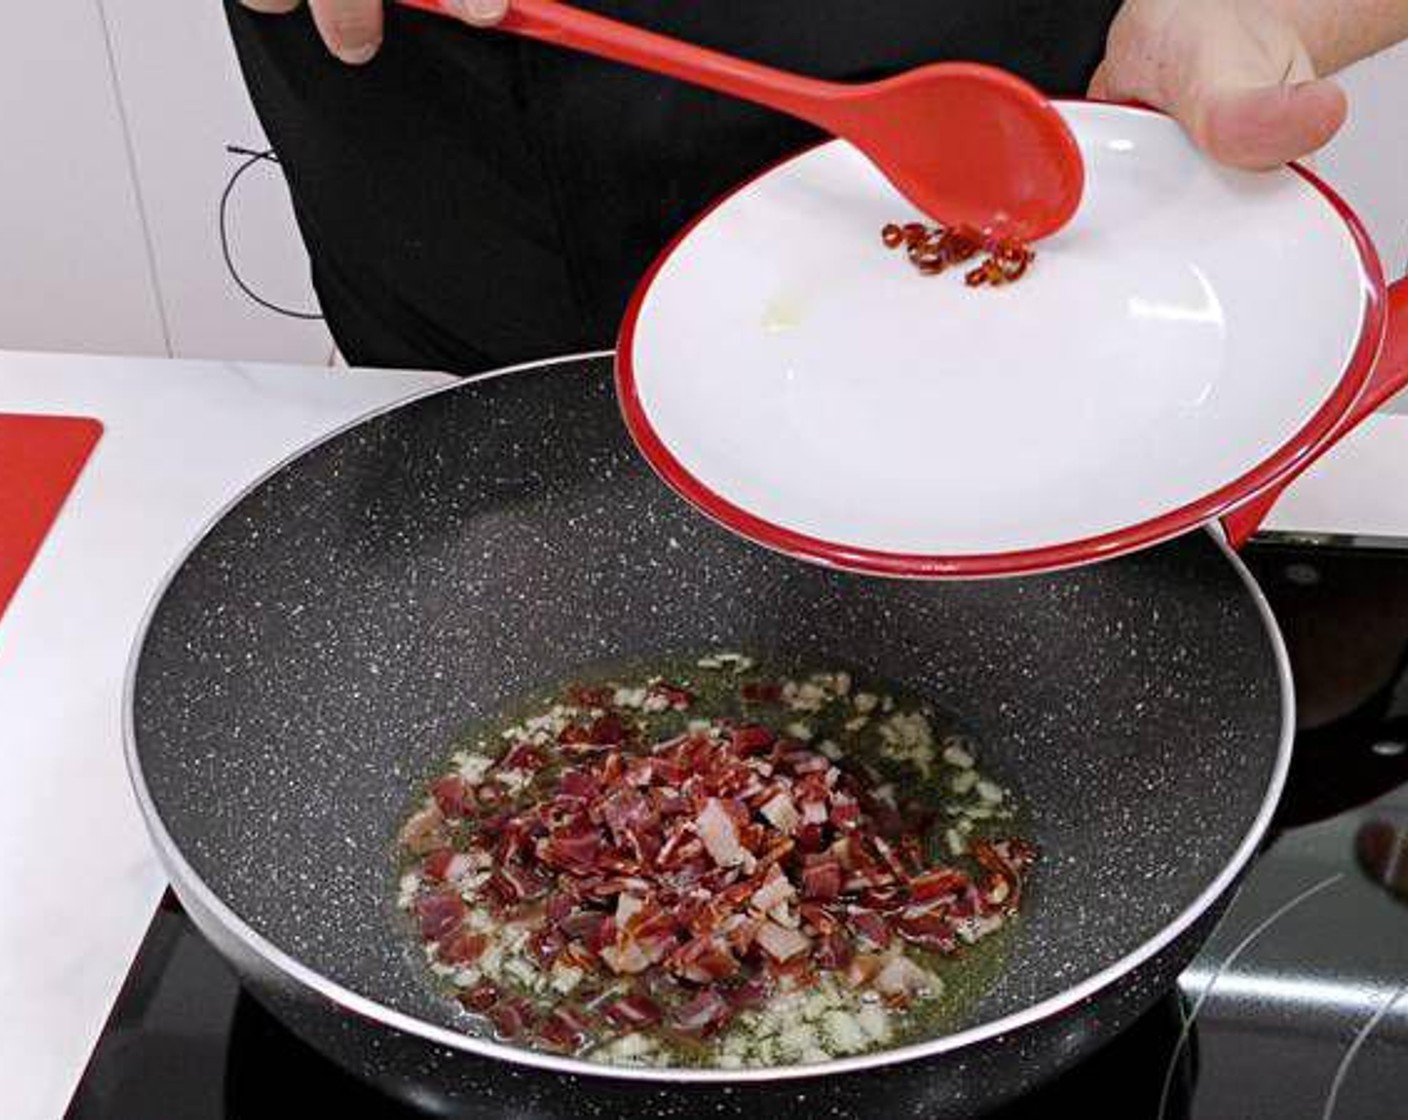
758;791;801;835
415;890;465;942
696;798;746;868
399;803;448;855
397;661;1034;1064
670;990;733;1036
604;993;663;1028
749;865;797;914
755;920;812;963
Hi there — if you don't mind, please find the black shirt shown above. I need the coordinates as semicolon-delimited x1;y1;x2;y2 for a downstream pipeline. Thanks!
226;2;1122;373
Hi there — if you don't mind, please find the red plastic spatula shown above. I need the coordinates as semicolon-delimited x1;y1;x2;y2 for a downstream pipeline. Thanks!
398;0;1084;241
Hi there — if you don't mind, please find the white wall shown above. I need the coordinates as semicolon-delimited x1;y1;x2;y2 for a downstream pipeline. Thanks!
0;0;329;364
101;0;332;364
0;9;1405;371
1320;39;1408;414
1320;39;1408;279
0;1;167;356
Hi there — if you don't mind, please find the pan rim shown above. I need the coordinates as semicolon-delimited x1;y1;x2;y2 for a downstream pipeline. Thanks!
122;351;1295;1085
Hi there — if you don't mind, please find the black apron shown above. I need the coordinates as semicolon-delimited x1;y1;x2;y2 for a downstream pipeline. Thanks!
225;2;1122;374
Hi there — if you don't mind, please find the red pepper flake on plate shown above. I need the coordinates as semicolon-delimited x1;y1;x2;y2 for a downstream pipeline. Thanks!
881;221;1034;287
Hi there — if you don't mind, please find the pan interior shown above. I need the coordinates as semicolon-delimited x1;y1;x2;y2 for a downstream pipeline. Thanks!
130;357;1286;1066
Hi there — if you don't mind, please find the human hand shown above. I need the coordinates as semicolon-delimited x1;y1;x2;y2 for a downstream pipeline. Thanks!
1089;0;1349;169
237;0;509;66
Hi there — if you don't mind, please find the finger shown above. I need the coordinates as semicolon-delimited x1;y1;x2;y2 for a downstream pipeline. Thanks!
1196;79;1348;169
238;0;304;11
1087;60;1111;101
447;0;510;27
309;0;384;65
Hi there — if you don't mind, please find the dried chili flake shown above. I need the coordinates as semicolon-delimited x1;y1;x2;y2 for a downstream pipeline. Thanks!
882;219;1035;287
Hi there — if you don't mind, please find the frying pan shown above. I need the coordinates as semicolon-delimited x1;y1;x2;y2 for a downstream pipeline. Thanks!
126;355;1291;1117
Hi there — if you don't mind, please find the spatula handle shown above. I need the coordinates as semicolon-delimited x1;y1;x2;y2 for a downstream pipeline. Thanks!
398;0;840;126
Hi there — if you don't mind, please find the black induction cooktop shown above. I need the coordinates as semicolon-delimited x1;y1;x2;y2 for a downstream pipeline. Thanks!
66;540;1408;1120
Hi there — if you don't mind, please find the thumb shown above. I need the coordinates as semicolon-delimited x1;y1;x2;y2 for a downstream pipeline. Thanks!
309;0;384;65
1193;79;1348;169
1087;59;1111;101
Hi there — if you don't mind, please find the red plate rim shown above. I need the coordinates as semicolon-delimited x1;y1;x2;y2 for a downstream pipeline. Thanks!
615;100;1388;579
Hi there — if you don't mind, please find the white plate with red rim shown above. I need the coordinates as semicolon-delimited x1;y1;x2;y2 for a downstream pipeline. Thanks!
616;101;1408;578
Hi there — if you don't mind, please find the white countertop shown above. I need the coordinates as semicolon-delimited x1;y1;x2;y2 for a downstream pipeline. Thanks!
0;352;453;1120
0;348;1404;1120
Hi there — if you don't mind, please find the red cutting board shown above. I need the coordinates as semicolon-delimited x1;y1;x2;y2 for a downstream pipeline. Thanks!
0;414;104;624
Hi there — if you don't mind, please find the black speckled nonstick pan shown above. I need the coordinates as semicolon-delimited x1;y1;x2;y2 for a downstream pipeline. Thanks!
125;354;1292;1118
